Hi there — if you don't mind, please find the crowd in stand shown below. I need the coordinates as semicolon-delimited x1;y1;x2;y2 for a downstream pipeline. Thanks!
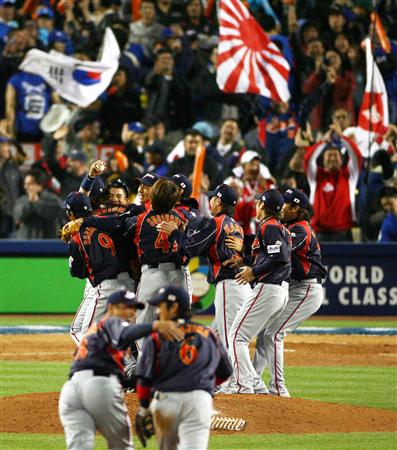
0;0;396;241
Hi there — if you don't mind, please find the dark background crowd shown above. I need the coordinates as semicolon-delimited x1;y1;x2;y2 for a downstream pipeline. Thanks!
0;0;396;242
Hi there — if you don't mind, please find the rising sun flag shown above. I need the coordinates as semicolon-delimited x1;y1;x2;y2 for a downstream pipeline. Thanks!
216;0;290;102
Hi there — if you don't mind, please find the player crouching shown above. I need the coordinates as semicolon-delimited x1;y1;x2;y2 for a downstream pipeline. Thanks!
135;286;233;450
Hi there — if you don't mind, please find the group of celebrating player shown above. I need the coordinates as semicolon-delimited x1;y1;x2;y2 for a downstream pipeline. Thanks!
58;159;327;450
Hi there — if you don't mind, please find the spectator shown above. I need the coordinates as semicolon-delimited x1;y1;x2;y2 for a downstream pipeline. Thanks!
13;168;61;239
144;141;168;176
122;121;147;167
190;46;241;124
61;150;90;198
232;150;274;234
321;4;348;49
304;126;363;241
99;67;142;143
145;48;193;131
211;118;242;171
155;0;184;26
168;129;221;190
0;136;22;236
182;0;218;50
299;37;325;81
36;6;56;48
303;49;356;131
128;0;164;58
5;70;55;142
67;115;101;164
378;187;397;242
145;116;166;145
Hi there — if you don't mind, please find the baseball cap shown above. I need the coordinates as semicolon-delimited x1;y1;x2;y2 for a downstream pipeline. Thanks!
37;6;54;18
283;188;309;210
254;189;284;212
68;150;87;163
192;121;214;140
136;172;160;186
49;30;69;44
171;173;192;198
145;141;166;156
1;0;16;6
0;136;11;143
207;184;238;206
160;27;176;41
107;290;145;309
148;286;190;315
240;150;261;165
64;192;92;215
128;122;146;133
329;3;344;15
105;178;129;197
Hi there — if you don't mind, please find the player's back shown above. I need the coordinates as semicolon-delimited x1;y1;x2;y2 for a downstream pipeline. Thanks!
142;322;224;395
71;224;121;286
133;209;188;266
208;214;244;283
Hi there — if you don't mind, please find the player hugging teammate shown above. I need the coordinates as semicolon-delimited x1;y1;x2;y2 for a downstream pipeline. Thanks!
59;163;326;449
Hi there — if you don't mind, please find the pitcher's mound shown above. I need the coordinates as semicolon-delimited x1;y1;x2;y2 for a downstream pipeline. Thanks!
1;393;396;435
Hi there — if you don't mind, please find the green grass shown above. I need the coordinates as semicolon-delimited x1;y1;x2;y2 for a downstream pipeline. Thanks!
263;366;397;411
0;361;69;397
2;362;396;412
1;432;396;450
301;319;397;328
1;314;396;328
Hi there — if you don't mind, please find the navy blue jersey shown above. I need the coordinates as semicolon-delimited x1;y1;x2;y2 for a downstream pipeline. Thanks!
174;203;202;236
84;209;189;267
136;321;232;395
71;316;152;378
251;217;291;284
288;220;327;281
174;214;244;283
69;224;121;287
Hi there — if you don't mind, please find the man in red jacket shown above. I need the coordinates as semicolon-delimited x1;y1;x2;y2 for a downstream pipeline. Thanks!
304;125;363;241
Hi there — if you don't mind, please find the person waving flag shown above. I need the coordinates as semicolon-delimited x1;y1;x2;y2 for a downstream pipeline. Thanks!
216;0;290;102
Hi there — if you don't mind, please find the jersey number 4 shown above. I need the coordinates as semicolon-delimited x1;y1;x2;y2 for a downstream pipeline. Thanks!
155;232;178;253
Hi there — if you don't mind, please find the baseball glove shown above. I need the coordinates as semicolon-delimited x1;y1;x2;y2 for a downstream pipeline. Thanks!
60;219;83;243
135;407;155;448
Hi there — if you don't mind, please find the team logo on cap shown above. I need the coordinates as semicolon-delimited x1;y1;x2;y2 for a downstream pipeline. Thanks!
125;291;134;299
167;294;177;302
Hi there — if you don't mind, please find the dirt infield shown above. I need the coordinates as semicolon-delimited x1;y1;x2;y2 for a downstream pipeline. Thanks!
1;392;396;435
2;334;396;366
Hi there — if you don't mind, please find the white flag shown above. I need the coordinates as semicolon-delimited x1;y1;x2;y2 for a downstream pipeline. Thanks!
352;37;389;157
19;28;120;107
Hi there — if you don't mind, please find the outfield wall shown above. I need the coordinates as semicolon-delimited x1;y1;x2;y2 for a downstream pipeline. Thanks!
0;240;396;315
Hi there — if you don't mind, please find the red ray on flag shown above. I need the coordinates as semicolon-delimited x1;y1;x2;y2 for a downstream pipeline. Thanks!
216;0;290;102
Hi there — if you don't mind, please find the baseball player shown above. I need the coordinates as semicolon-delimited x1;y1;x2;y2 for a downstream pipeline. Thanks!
67;179;190;328
157;184;250;351
69;175;138;346
59;289;183;450
65;192;131;344
223;189;291;394
135;285;233;450
171;173;202;300
252;188;327;397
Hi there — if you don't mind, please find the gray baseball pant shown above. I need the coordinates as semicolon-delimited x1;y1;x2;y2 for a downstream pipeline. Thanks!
150;390;212;450
253;279;323;396
59;370;133;450
136;263;189;348
214;279;251;351
70;273;135;345
228;282;289;393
